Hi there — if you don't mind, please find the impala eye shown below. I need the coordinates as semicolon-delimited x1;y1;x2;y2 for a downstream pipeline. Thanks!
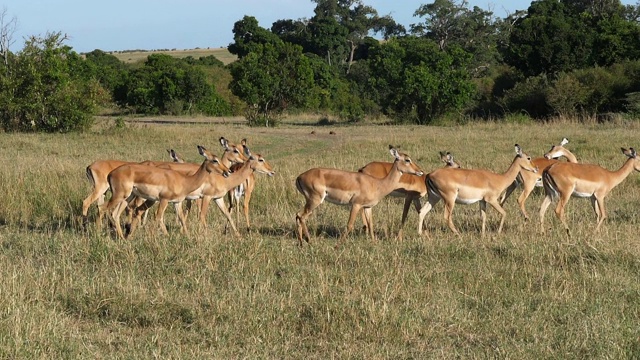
213;159;219;164
259;158;264;162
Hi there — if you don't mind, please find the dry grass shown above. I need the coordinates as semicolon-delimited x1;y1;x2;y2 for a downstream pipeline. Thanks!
110;47;237;65
0;118;639;358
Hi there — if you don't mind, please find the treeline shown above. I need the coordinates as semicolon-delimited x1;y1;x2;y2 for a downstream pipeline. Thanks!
2;0;640;132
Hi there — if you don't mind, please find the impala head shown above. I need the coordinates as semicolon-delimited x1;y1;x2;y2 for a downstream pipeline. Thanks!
544;137;570;159
244;146;276;176
515;144;538;173
439;151;461;168
621;147;640;171
167;149;185;163
389;146;424;176
219;137;249;164
203;154;231;178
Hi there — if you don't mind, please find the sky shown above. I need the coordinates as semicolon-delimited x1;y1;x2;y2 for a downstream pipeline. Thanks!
1;0;636;53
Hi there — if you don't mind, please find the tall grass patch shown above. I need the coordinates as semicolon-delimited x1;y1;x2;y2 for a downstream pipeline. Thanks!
0;119;639;358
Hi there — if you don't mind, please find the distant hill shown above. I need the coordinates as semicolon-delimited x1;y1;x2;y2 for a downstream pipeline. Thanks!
109;47;237;65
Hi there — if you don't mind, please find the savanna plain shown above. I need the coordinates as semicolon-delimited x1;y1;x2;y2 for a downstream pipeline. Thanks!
0;117;639;359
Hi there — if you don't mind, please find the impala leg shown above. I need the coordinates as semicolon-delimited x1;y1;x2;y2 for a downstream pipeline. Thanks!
487;198;507;234
336;204;363;249
500;180;518;206
517;177;537;221
394;196;414;241
594;196;607;232
554;191;572;236
155;199;170;235
363;207;375;241
443;196;460;236
128;199;154;238
199;196;213;227
479;200;487;236
539;194;553;234
214;197;240;237
418;194;439;236
243;181;254;231
82;183;110;229
296;196;321;246
175;202;189;235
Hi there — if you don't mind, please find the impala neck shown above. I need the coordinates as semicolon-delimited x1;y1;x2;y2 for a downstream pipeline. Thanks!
501;156;526;189
221;152;237;168
563;150;578;163
225;159;254;188
610;157;638;188
190;161;213;189
376;159;405;196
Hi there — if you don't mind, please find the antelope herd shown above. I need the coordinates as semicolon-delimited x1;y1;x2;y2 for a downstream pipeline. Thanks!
82;137;639;245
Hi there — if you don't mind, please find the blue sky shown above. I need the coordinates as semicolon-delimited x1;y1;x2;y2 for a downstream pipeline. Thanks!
2;0;636;53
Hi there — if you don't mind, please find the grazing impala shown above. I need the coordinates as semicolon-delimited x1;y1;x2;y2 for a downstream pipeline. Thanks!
418;145;537;237
539;147;640;235
500;138;578;220
100;153;231;240
295;147;424;247
358;149;461;240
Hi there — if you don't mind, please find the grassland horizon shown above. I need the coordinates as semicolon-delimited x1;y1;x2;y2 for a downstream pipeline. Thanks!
0;117;638;358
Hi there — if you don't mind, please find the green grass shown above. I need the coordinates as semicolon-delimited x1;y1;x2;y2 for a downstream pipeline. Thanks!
1;118;639;358
110;47;237;65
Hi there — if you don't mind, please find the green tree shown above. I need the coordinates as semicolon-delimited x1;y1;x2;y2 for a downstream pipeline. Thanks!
228;16;283;59
229;42;314;126
368;36;474;124
0;32;106;132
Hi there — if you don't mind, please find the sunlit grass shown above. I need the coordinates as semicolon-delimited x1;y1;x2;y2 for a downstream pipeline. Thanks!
0;118;639;358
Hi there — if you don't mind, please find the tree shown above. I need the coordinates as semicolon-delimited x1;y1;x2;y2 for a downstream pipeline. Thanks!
228;16;282;59
0;32;106;132
411;0;500;76
0;6;17;71
229;42;314;126
368;36;475;124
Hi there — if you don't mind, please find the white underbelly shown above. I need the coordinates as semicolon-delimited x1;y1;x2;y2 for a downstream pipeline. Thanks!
455;198;482;205
572;191;592;198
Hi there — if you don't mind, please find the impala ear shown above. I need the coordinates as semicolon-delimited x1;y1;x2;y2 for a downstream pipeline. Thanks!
168;149;178;162
241;138;247;146
622;147;637;158
446;153;454;162
219;137;229;149
560;138;569;146
197;145;207;156
515;144;523;156
244;146;252;158
389;147;400;159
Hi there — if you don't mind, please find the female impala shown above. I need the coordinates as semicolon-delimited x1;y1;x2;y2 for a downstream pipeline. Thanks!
418;145;537;237
295;147;424;247
539;147;640;234
224;138;263;232
133;147;275;236
358;149;460;240
101;152;231;240
500;138;578;220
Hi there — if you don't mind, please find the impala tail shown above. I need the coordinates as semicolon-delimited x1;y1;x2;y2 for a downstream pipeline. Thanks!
426;177;441;198
542;168;559;200
85;166;96;188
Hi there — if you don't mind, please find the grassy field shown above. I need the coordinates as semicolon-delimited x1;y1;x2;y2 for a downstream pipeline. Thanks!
110;47;237;65
0;117;639;358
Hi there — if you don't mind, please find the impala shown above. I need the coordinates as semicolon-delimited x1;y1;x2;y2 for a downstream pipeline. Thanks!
167;149;185;163
499;138;578;220
100;152;231;240
418;145;537;237
357;148;460;240
539;147;639;234
295;147;424;247
224;138;263;232
134;146;275;236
